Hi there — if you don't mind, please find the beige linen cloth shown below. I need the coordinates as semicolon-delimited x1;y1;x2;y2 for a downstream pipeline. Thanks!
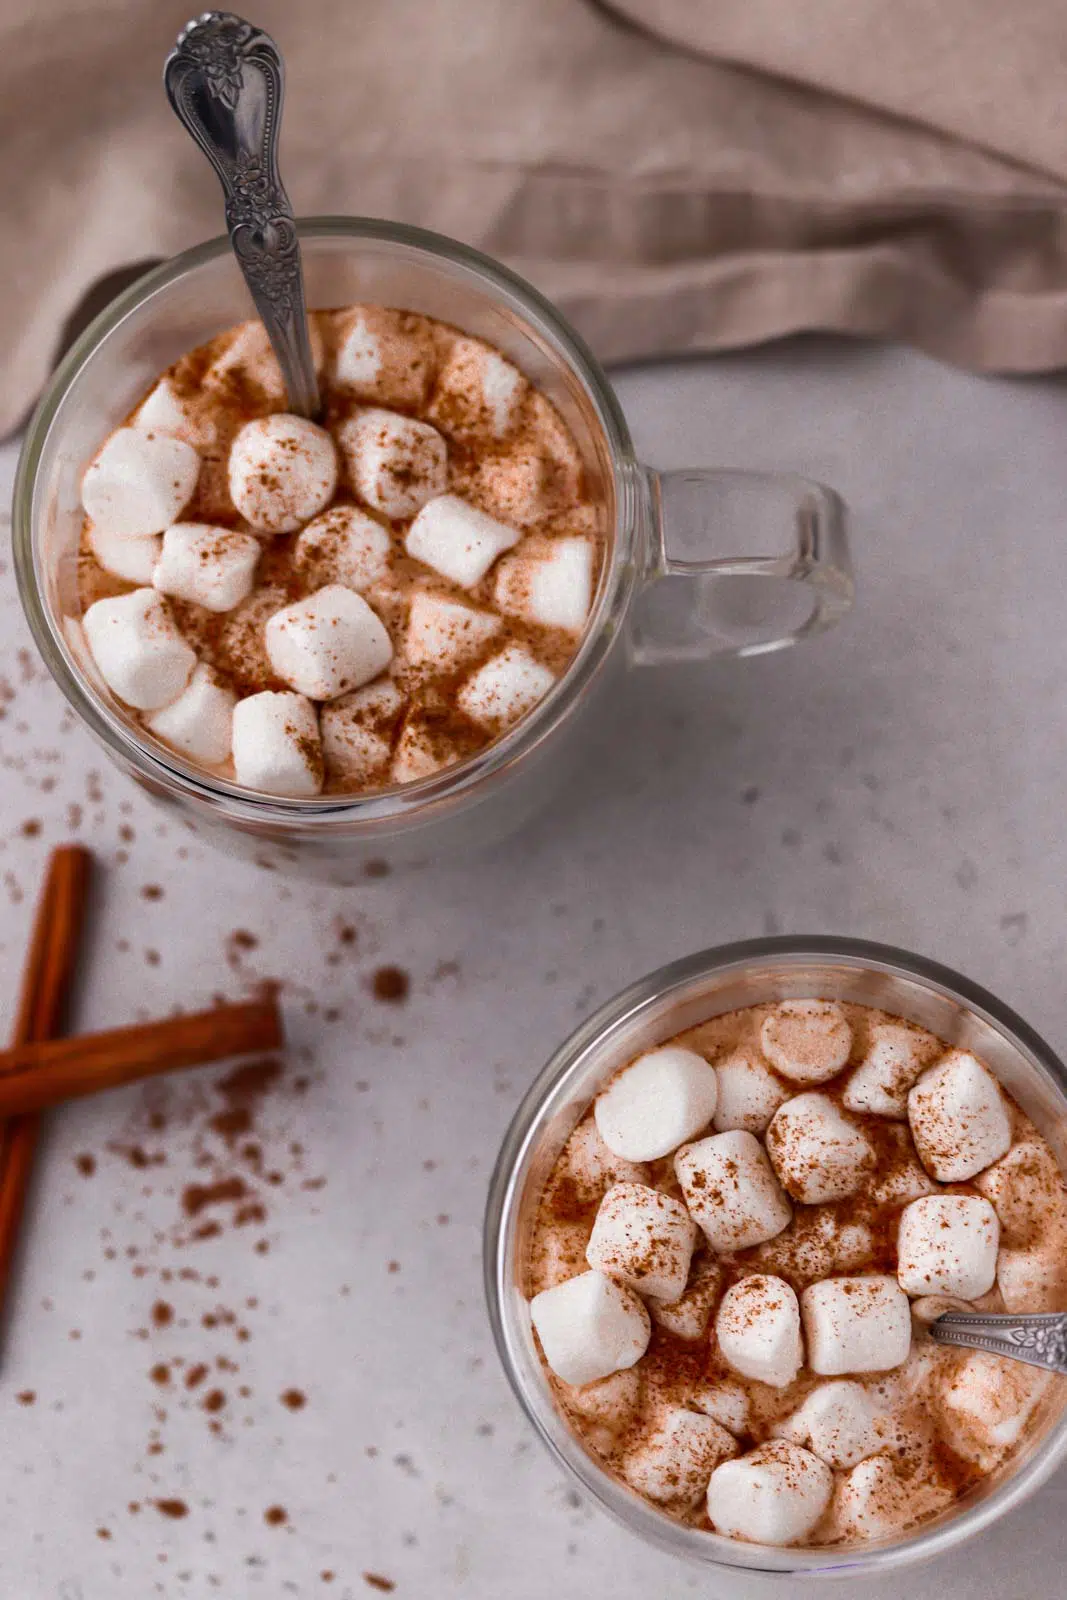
5;0;1067;436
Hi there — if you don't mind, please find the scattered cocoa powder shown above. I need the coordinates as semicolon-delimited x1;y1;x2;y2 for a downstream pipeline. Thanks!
372;966;409;1003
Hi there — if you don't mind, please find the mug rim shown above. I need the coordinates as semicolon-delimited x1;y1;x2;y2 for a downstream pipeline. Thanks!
13;214;639;826
484;934;1067;1576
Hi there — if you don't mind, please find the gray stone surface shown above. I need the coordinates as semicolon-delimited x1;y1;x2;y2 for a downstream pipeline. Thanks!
2;338;1067;1595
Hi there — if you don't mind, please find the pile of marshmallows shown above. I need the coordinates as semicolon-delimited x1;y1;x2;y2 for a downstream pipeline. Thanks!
531;1001;1025;1546
77;350;592;795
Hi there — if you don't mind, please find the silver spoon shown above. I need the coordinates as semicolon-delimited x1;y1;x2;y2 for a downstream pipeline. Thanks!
164;10;320;418
929;1310;1067;1376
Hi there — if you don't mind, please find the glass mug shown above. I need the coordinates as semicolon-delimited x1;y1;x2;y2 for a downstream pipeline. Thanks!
485;937;1067;1581
14;219;853;881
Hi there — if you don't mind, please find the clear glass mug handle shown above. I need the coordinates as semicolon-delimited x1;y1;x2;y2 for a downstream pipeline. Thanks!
629;467;854;664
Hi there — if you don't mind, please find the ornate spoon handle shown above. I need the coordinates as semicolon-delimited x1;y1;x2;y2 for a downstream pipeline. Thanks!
164;11;320;418
930;1311;1067;1376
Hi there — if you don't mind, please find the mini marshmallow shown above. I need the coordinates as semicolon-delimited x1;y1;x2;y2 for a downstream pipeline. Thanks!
712;1046;789;1134
760;1001;852;1084
495;537;595;632
457;645;555;731
134;378;215;450
82;426;200;538
474;451;554;528
690;1380;749;1436
756;1211;874;1282
320;680;404;785
332;307;436;408
707;1442;833;1546
205;319;321;405
942;1351;1051;1462
82;588;196;711
623;1408;737;1510
716;1275;803;1389
843;1023;939;1118
675;1131;792;1253
649;1257;723;1340
402;592;500;676
429;337;527;438
766;1094;875;1204
228;414;338;533
908;1050;1011;1182
975;1140;1067;1246
834;1456;915;1541
87;523;161;585
294;506;392;592
152;522;261;613
594;1047;719;1162
801;1276;912;1376
560;1369;641;1451
558;1119;650;1206
997;1245;1067;1313
897;1195;999;1299
265;585;393;701
778;1382;884;1468
145;664;235;768
390;712;450;784
529;1270;651;1387
231;691;323;797
340;408;447;519
406;494;520;589
585;1182;698;1303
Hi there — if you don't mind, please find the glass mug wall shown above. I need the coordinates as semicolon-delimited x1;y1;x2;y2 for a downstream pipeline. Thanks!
14;219;853;879
485;938;1067;1579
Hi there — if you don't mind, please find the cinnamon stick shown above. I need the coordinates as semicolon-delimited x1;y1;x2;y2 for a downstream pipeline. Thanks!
0;998;283;1117
0;846;93;1326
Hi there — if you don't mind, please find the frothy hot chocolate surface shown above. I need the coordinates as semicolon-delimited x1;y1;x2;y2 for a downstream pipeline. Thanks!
526;999;1067;1549
76;307;605;797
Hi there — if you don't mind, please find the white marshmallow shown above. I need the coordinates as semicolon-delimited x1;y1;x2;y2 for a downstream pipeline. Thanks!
897;1195;999;1299
690;1380;749;1436
834;1456;916;1541
152;522;261;613
340;408;447;519
558;1119;650;1206
942;1351;1051;1462
843;1023;937;1118
457;645;555;731
766;1093;874;1204
87;523;161;584
205;319;315;405
332;308;436;408
911;1293;974;1329
403;592;500;676
82;426;200;538
390;712;450;784
760;1001;852;1084
231;690;323;797
997;1245;1067;1313
559;1370;641;1451
82;588;196;711
756;1211;874;1282
868;1132;938;1207
406;494;520;589
145;664;235;768
675;1131;792;1253
649;1257;723;1340
716;1275;803;1389
585;1182;698;1303
431;337;527;437
228;414;338;533
335;314;383;391
713;1047;789;1134
707;1442;833;1546
778;1382;884;1468
495;537;595;632
908;1050;1011;1182
529;1270;651;1387
293;506;392;592
134;377;215;450
320;680;403;785
801;1276;912;1376
975;1139;1067;1246
623;1408;737;1510
265;585;393;701
594;1047;719;1162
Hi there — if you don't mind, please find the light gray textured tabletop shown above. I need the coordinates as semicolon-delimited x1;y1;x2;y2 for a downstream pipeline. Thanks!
2;338;1066;1598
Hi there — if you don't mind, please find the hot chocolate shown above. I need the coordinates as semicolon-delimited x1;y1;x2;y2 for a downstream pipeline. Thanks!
526;998;1067;1548
75;307;605;797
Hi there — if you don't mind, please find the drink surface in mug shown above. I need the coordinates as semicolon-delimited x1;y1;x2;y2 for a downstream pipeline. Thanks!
74;306;606;798
525;996;1067;1549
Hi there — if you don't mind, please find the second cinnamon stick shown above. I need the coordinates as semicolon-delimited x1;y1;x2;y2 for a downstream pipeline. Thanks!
0;999;283;1117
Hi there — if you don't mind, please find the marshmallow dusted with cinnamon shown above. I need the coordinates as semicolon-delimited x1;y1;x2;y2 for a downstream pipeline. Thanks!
231;691;323;797
766;1094;875;1204
760;1001;852;1084
675;1130;792;1252
707;1442;833;1546
908;1050;1012;1182
716;1274;803;1388
293;506;392;593
495;537;596;632
430;336;527;438
801;1276;912;1375
82;426;200;538
594;1047;719;1162
87;524;161;585
406;495;520;589
319;680;404;786
402;593;500;676
586;1182;698;1303
713;1046;789;1134
145;663;235;768
648;1257;723;1341
228;414;338;533
153;522;261;613
897;1194;999;1299
83;589;196;711
623;1408;737;1510
843;1023;938;1118
265;586;393;702
530;1271;651;1387
457;646;556;731
778;1382;884;1469
341;408;447;520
